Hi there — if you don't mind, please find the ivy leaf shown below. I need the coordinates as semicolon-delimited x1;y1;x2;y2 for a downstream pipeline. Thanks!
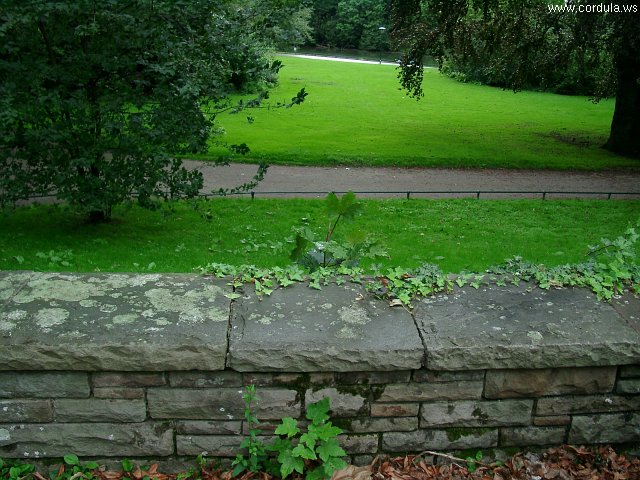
300;431;317;449
306;397;330;424
316;438;346;463
275;417;300;438
278;449;305;478
64;454;80;466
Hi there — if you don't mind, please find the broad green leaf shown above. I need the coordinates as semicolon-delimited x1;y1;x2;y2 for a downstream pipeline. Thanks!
278;450;305;478
274;417;300;438
292;443;317;460
306;397;330;424
64;454;80;466
316;438;346;462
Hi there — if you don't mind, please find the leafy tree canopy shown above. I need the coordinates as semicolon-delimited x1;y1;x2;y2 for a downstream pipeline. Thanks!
0;0;308;221
390;0;640;158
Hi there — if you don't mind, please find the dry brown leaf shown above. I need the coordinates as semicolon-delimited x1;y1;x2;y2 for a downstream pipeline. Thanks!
331;465;372;480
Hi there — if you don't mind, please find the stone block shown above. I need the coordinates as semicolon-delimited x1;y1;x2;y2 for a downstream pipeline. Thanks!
412;370;485;383
0;273;230;371
228;282;424;372
371;403;419;417
533;416;571;427
0;422;174;458
379;382;483;402
93;372;166;388
338;434;379;454
348;417;418;433
0;271;33;303
176;421;242;435
484;367;616;398
337;372;411;385
499;427;566;447
169;371;242;388
351;455;375;467
617;379;640;394
54;399;146;422
242;373;309;387
177;435;254;457
148;388;299;420
414;285;640;370
569;413;640;444
620;365;640;378
382;428;498;452
93;388;145;400
306;388;367;417
0;400;53;422
536;394;640;415
420;400;533;427
0;372;89;398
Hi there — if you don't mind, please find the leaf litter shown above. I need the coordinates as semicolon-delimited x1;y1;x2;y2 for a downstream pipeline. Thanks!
34;445;639;480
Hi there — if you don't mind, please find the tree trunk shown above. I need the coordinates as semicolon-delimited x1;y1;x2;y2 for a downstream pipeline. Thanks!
604;56;640;158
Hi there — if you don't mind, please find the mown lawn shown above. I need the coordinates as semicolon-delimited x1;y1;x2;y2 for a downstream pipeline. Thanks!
1;199;638;274
199;56;637;170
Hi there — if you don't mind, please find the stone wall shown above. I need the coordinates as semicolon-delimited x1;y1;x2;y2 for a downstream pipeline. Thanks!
0;271;639;463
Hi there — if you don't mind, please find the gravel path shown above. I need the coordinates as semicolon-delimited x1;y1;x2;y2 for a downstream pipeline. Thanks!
183;160;640;200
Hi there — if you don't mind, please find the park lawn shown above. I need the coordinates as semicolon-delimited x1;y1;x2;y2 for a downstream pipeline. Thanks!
0;198;638;274
199;55;638;170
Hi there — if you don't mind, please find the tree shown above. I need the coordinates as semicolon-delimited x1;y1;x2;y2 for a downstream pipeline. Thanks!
0;0;307;221
390;0;640;158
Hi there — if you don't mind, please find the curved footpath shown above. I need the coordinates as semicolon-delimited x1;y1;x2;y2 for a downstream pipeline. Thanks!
184;160;640;199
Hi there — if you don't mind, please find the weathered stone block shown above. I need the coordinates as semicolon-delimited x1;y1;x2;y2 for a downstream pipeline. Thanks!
93;372;166;388
412;370;485;383
499;427;566;447
0;422;174;457
536;394;640;415
242;373;308;387
620;365;640;378
0;273;230;371
338;434;379;454
337;372;411;385
414;285;640;370
617;379;640;394
382;428;498;452
348;417;418;433
306;388;366;417
54;399;146;422
148;388;299;420
0;372;89;398
177;435;255;457
569;413;640;444
420;400;533;427
371;403;419;417
484;367;616;399
0;271;33;303
351;455;375;467
0;400;53;422
533;416;571;427
93;388;145;400
379;382;483;402
176;421;242;435
228;282;424;372
169;371;242;388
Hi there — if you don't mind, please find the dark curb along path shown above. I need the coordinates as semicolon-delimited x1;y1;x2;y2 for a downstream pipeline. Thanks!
185;161;640;199
1;271;638;372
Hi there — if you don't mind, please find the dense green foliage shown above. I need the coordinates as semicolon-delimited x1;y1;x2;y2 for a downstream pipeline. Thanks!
390;0;640;158
0;0;306;221
309;0;391;50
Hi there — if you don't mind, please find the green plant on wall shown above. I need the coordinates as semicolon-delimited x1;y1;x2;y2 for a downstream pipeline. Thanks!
231;386;347;479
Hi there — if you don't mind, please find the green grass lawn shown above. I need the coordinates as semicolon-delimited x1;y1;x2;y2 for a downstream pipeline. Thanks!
1;199;638;274
200;56;638;170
